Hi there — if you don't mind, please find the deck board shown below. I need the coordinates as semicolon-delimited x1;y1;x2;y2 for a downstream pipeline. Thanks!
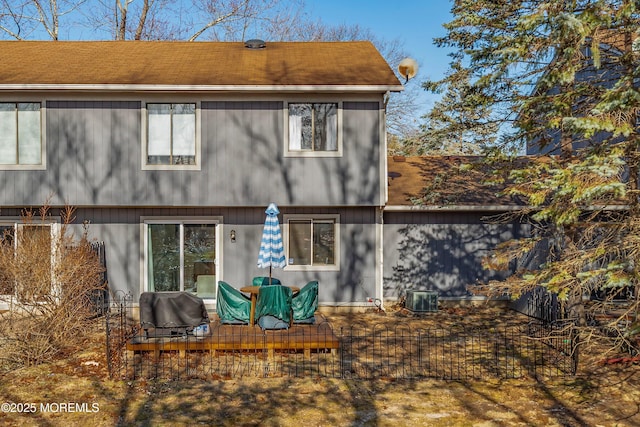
127;314;340;357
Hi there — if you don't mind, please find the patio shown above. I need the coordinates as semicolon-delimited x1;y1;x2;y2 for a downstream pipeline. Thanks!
126;314;340;360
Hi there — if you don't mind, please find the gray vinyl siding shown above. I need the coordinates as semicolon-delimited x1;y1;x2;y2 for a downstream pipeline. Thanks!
202;101;381;206
383;211;528;299
47;101;141;206
0;97;383;306
0;99;382;207
342;102;381;205
58;206;377;304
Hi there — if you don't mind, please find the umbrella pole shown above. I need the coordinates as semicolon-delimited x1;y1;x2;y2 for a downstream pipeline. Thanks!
269;266;272;285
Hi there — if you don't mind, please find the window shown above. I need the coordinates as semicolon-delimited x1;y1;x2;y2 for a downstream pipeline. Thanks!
287;102;340;156
0;223;53;299
144;220;219;298
0;225;14;296
284;215;339;271
145;103;197;167
0;102;42;167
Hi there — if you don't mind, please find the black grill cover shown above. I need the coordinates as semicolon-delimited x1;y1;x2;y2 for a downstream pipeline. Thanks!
140;292;209;335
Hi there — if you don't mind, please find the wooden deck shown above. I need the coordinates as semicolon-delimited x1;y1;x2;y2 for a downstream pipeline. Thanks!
127;314;340;359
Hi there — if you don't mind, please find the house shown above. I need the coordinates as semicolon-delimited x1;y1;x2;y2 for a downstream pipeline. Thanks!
0;40;403;310
526;31;634;155
383;155;534;301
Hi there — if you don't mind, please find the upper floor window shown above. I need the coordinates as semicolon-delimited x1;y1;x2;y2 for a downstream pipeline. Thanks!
284;214;339;271
0;102;43;168
145;103;198;168
286;102;341;157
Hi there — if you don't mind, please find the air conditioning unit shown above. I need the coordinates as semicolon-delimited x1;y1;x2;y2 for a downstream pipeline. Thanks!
405;290;438;312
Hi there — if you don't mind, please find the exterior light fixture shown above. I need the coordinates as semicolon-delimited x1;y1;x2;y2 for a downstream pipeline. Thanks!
230;229;236;242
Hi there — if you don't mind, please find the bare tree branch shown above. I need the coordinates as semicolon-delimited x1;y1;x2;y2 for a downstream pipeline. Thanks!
0;0;85;40
133;0;149;40
187;8;239;42
115;0;133;40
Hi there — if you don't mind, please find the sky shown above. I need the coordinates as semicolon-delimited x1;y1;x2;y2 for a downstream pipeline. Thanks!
308;1;454;113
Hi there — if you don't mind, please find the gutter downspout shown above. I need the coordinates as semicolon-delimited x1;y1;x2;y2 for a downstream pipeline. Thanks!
376;206;384;310
377;92;390;310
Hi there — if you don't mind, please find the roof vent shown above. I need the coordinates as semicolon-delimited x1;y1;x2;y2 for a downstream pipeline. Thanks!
244;39;266;49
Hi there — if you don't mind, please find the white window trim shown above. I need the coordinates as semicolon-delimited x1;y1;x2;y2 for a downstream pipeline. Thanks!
141;101;202;171
0;218;59;309
141;217;222;299
0;100;46;170
283;101;343;158
283;214;340;272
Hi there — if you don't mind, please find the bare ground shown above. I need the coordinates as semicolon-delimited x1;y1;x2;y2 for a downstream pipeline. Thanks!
0;305;639;426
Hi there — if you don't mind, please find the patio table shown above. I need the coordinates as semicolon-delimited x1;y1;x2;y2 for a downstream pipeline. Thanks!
240;285;299;325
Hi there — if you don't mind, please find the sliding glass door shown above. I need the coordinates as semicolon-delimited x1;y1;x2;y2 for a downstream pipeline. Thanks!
146;220;218;299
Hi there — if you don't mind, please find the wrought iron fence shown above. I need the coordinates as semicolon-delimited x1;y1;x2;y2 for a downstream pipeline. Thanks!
510;286;566;324
339;321;577;380
106;293;578;381
88;241;109;317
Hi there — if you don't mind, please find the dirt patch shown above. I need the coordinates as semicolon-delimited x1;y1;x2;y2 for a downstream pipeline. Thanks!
0;305;639;426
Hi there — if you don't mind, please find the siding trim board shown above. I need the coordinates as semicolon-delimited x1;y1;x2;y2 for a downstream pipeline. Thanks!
1;93;384;103
384;205;627;212
385;205;526;212
0;84;403;93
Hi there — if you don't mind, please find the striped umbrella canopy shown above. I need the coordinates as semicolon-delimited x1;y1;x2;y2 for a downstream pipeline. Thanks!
257;203;286;283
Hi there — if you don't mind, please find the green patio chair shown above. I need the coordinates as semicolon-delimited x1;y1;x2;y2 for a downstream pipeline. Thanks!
255;285;293;330
252;276;282;286
216;281;251;324
292;281;318;324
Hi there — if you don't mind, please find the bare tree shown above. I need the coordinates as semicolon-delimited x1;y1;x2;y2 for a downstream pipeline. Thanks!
0;0;85;40
79;0;305;41
114;0;149;40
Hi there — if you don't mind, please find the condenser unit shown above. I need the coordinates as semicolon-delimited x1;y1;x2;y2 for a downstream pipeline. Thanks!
405;290;438;312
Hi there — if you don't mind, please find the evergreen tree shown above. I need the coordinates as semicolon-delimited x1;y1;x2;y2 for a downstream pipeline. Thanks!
420;60;498;155
427;0;640;355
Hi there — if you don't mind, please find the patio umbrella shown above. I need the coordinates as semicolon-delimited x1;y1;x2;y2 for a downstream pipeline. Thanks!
257;203;286;284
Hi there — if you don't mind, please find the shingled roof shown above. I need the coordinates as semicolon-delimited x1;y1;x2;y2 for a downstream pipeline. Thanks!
386;156;524;209
0;41;403;91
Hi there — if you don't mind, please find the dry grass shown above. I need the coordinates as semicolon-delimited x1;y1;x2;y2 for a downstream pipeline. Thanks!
1;306;639;426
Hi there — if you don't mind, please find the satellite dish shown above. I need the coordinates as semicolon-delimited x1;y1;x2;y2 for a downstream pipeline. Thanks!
398;58;418;83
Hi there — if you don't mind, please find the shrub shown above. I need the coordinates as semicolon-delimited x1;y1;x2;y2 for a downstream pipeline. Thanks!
0;205;105;370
